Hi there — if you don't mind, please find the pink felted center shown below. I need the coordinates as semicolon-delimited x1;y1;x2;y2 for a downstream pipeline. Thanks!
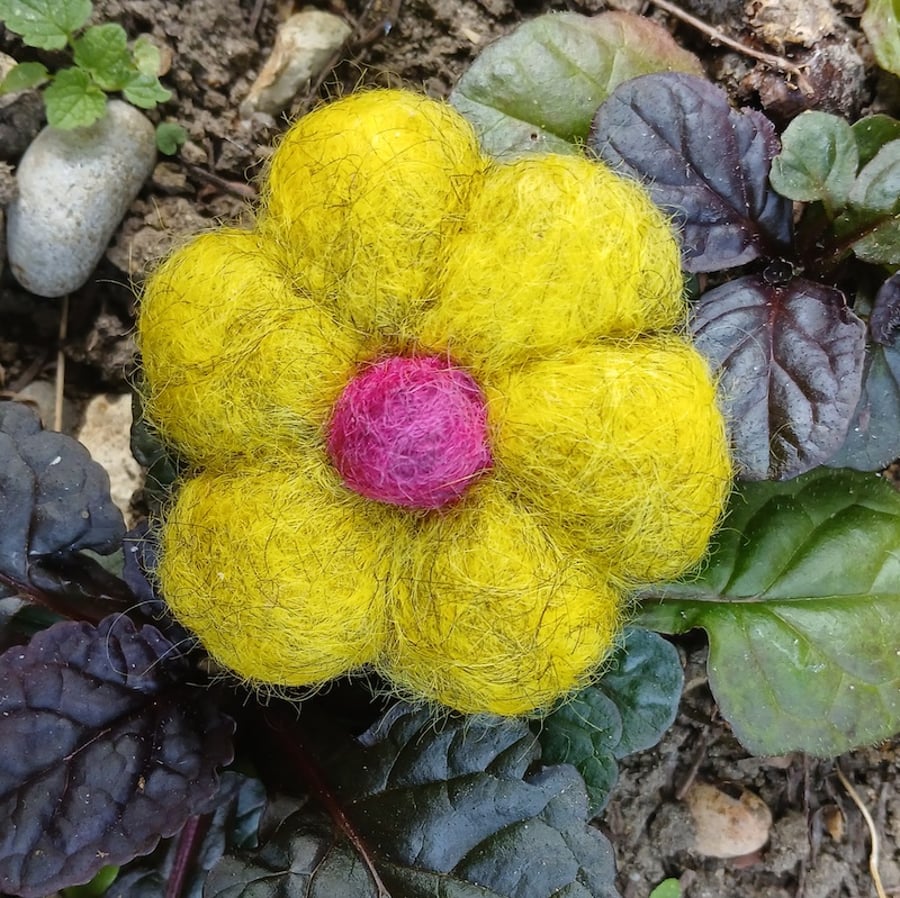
327;355;492;510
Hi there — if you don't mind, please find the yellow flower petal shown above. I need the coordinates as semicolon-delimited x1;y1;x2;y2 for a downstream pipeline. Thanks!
380;484;622;716
159;463;399;687
138;228;362;468
261;89;486;341
419;154;685;372
489;338;732;582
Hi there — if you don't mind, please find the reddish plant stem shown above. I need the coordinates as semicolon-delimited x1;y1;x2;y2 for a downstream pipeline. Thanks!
165;814;213;898
267;713;392;898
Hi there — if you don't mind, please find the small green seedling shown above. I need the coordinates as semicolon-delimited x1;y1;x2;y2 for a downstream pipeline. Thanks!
648;879;682;898
0;0;186;153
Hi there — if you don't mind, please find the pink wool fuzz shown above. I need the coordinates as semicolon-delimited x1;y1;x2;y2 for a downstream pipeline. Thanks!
328;356;492;509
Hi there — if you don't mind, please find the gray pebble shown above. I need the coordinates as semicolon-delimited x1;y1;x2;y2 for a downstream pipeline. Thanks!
6;100;156;298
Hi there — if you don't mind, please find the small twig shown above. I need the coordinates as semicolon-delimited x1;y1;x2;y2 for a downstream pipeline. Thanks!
352;0;402;46
835;765;888;898
54;294;69;432
248;0;266;35
6;350;49;394
675;729;708;800
293;0;403;117
183;162;259;201
647;0;814;96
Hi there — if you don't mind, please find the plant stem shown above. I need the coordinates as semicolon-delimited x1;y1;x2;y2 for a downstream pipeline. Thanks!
165;814;213;898
264;710;392;898
647;0;814;95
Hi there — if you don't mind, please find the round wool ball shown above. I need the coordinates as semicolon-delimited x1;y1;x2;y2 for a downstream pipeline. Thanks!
138;228;363;468
159;463;399;686
261;89;486;341
328;355;492;509
379;485;622;716
489;338;732;583
418;154;685;372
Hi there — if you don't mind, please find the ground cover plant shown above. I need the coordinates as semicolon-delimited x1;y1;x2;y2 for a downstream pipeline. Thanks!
0;0;184;150
0;6;899;898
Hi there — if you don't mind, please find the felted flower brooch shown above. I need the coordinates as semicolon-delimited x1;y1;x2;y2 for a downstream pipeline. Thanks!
138;89;731;716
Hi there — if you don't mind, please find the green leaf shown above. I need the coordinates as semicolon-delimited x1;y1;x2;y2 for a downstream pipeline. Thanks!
0;0;92;49
649;880;682;898
61;865;119;898
210;705;621;898
852;114;900;168
850;140;900;212
451;9;703;158
539;686;621;817
73;23;132;91
601;628;683;757
830;141;900;265
770;110;858;210
131;34;161;77
539;628;682;815
43;66;106;129
637;468;900;756
834;204;900;266
862;0;900;76
0;60;49;94
121;70;170;108
155;120;187;155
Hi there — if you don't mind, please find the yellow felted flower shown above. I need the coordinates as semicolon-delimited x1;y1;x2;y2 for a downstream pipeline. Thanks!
138;89;731;717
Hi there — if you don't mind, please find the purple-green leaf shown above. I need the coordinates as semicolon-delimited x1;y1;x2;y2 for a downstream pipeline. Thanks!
638;469;900;756
450;11;703;158
0;615;234;898
589;72;793;272
827;343;900;471
870;271;900;345
691;275;866;479
211;705;620;898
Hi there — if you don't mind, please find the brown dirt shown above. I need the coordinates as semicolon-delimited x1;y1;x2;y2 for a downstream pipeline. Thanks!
1;2;898;897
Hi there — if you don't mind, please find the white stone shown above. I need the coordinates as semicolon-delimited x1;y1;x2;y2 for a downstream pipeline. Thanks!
77;393;143;525
6;100;156;298
240;9;352;118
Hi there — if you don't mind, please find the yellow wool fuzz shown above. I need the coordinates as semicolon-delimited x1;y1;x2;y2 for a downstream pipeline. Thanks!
380;486;622;716
418;154;685;372
136;88;732;717
489;338;732;583
158;463;398;685
138;229;364;467
261;89;486;341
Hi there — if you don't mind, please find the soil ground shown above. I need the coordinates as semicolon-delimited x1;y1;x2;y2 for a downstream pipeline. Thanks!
0;1;898;897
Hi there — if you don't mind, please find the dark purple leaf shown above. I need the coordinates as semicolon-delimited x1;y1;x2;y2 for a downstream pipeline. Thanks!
0;401;124;582
588;72;793;272
870;272;900;345
692;275;867;480
0;615;233;898
122;523;159;608
122;525;193;645
105;772;267;898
